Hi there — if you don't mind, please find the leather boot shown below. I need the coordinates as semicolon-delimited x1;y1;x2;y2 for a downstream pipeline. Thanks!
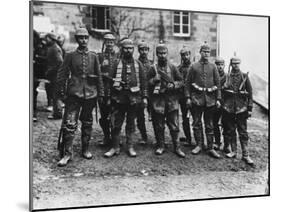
82;136;93;159
226;136;237;158
127;132;137;157
207;134;221;159
104;132;120;158
155;128;165;155
99;118;111;146
240;138;254;165
182;117;192;145
171;131;186;158
57;133;73;167
223;135;231;153
242;156;254;166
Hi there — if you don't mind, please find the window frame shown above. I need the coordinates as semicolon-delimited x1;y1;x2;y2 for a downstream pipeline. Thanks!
92;6;111;30
173;11;191;37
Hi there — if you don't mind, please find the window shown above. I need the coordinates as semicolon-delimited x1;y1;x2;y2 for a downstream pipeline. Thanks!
92;6;111;30
173;11;191;37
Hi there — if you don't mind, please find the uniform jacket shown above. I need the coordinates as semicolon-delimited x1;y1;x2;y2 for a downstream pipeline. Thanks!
109;58;147;105
147;62;183;114
138;57;153;74
57;47;104;99
185;59;221;107
45;42;63;81
222;70;253;114
98;49;119;97
177;62;191;100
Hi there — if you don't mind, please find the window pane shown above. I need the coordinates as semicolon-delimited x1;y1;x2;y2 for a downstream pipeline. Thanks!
174;11;180;15
106;8;110;17
106;20;110;29
174;25;180;33
174;15;180;24
97;7;105;29
183;15;189;24
183;25;189;34
183;11;189;16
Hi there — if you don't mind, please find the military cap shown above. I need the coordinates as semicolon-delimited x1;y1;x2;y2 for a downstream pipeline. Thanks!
230;56;241;64
138;40;149;49
103;33;116;40
46;32;57;41
200;41;211;52
120;38;134;48
180;46;190;55
156;42;168;52
75;27;89;37
215;57;225;64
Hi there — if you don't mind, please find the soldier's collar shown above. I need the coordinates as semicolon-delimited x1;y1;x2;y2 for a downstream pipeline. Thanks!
76;47;89;54
199;58;209;64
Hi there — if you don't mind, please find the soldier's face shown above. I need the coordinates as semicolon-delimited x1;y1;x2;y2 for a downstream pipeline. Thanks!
105;39;114;50
122;46;134;57
200;50;210;60
181;52;191;63
216;63;225;73
76;35;89;48
231;63;240;71
139;48;149;57
157;50;168;61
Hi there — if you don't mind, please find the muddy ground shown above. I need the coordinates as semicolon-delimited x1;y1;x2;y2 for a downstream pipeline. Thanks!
32;89;269;210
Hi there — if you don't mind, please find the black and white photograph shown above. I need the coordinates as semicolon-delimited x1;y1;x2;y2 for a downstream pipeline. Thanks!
30;0;269;211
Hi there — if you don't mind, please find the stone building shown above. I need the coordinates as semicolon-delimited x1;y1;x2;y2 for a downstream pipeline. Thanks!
33;2;219;64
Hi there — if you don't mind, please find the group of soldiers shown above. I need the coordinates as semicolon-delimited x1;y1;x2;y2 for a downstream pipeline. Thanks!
33;27;254;167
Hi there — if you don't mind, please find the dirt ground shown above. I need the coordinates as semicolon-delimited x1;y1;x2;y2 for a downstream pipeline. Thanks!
32;89;269;210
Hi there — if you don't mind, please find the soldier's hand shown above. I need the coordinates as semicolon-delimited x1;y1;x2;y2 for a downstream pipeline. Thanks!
186;98;192;109
167;83;175;90
142;98;148;108
216;100;221;109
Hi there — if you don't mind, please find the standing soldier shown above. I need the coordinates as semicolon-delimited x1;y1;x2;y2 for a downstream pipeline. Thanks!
213;57;227;150
177;46;192;146
45;32;64;119
104;38;148;158
136;40;153;145
56;27;104;166
185;42;221;158
147;43;186;157
221;56;254;165
97;33;119;146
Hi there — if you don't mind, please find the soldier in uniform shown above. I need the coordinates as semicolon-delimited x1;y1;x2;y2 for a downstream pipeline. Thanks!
56;28;104;166
136;40;153;145
97;33;119;146
147;43;185;158
104;38;148;158
185;42;221;158
221;57;254;165
213;57;227;150
45;32;64;119
33;30;48;122
177;46;192;146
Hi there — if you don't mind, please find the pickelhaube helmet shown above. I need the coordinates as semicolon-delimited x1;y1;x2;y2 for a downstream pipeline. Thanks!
156;41;168;52
120;38;134;48
75;27;89;37
180;46;190;55
103;33;116;40
215;56;225;64
230;56;241;64
46;32;58;41
200;41;211;52
138;40;149;49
